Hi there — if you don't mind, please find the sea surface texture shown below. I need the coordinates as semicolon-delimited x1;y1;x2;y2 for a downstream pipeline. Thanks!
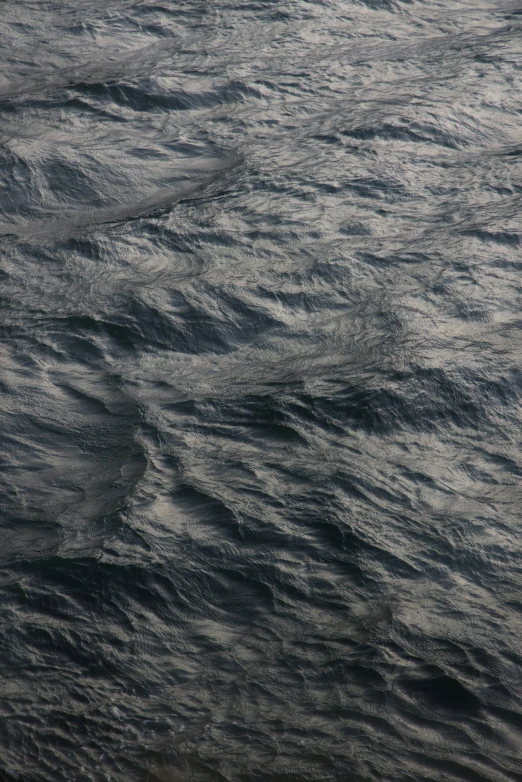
1;1;522;780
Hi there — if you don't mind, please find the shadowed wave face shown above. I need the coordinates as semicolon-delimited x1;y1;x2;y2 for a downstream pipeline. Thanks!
0;0;522;780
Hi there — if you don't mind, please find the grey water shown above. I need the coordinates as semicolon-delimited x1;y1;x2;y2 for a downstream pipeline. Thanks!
0;0;522;780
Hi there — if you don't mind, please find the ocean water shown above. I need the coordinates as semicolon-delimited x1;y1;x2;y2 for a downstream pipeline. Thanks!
1;0;522;780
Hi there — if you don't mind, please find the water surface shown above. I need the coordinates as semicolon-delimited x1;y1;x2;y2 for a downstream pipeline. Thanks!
1;1;522;780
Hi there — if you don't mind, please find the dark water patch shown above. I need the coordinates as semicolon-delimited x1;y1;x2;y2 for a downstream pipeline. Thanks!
464;229;520;247
397;664;481;714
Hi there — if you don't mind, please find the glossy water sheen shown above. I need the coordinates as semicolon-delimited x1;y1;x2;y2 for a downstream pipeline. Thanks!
1;1;522;780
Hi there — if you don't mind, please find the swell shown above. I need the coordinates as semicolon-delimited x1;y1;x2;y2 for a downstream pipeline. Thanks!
0;345;148;564
0;40;181;101
0;161;240;242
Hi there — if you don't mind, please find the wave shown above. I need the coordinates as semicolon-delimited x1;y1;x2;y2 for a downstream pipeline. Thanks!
0;165;238;242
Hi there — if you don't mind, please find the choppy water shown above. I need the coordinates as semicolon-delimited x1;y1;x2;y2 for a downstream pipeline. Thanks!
1;1;522;780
